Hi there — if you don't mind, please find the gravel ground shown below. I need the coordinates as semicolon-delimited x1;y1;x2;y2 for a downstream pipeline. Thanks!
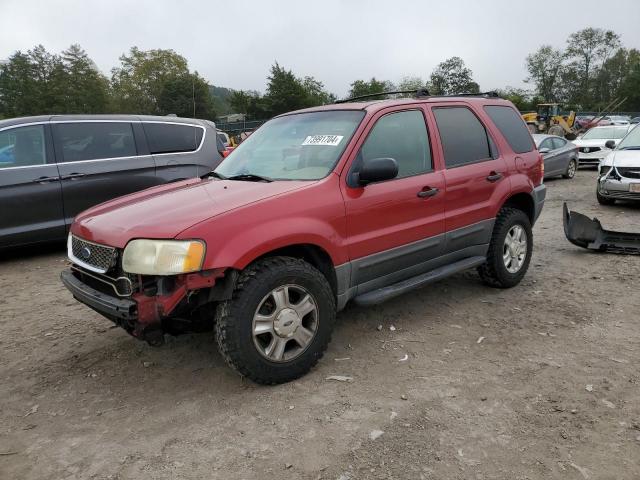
1;168;639;480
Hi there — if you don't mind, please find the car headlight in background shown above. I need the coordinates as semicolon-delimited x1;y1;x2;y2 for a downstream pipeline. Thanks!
122;239;205;275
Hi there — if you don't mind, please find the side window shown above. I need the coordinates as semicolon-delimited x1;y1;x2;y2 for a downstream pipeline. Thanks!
433;107;491;167
539;138;554;151
0;125;47;168
143;123;204;154
56;122;136;162
484;105;535;154
551;137;566;150
359;110;432;179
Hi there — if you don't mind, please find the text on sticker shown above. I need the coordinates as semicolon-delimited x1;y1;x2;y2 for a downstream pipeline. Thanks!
302;135;344;146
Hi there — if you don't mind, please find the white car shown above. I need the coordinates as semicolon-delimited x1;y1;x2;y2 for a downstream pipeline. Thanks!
597;124;640;204
574;125;633;166
607;115;631;125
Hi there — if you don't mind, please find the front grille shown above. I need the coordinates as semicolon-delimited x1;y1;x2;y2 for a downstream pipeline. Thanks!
581;147;601;153
71;235;117;272
616;167;640;179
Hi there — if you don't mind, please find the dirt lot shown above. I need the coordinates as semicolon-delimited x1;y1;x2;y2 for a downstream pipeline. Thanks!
1;169;639;480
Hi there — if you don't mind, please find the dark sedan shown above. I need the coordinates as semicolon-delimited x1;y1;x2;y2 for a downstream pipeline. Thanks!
533;134;578;179
0;115;223;248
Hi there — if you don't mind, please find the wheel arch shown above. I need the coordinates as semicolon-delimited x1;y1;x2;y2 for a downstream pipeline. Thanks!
500;192;535;224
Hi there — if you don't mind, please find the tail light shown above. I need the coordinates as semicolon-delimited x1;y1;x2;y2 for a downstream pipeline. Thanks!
539;153;545;184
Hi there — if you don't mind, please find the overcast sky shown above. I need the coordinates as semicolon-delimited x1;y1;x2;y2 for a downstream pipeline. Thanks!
2;0;639;97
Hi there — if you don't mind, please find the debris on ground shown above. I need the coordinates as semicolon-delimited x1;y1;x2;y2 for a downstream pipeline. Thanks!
477;336;485;344
369;430;384;440
325;375;353;382
398;354;408;362
586;385;594;392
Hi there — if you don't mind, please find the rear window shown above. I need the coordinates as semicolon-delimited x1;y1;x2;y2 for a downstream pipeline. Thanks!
143;123;204;154
433;107;492;167
56;122;136;162
484;106;535;154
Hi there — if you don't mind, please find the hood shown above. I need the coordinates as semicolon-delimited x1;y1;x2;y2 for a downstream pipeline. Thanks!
600;149;640;168
71;178;310;248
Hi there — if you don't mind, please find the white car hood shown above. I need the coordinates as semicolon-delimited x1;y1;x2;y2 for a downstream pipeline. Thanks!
600;149;640;168
573;138;614;148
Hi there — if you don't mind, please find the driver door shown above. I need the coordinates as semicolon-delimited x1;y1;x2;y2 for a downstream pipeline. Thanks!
341;107;445;290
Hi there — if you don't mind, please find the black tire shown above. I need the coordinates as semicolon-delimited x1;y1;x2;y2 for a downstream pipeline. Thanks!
478;208;533;288
596;187;615;205
215;256;335;384
563;158;577;179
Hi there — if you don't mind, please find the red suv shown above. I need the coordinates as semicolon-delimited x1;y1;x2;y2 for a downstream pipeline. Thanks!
62;93;546;384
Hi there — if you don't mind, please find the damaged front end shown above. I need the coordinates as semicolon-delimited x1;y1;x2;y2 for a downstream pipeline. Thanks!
563;203;640;254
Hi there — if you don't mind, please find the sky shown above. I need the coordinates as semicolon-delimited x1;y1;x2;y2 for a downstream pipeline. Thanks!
1;0;639;97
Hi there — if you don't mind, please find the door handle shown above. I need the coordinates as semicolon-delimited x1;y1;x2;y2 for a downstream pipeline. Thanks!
60;173;86;180
32;176;60;183
417;187;439;198
486;171;503;182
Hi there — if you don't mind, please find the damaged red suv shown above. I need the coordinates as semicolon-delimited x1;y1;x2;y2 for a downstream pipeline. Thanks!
62;92;545;384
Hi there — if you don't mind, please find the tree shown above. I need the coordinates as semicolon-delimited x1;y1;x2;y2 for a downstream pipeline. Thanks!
565;27;621;105
616;48;640;111
347;78;395;99
59;44;110;113
158;72;215;118
493;86;537;112
525;45;564;101
398;76;427;93
262;62;310;116
301;76;335;105
429;57;479;95
111;47;191;114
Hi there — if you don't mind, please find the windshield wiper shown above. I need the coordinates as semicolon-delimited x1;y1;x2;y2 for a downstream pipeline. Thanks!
226;173;273;183
619;146;640;150
204;171;227;180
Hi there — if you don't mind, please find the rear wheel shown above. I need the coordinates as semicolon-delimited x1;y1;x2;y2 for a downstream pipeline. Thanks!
215;256;335;384
563;159;577;179
478;208;532;288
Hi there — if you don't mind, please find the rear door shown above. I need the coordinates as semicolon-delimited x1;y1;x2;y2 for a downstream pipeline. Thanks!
429;104;507;252
551;137;571;175
538;137;561;175
0;123;65;247
341;107;445;290
142;122;207;180
52;121;157;226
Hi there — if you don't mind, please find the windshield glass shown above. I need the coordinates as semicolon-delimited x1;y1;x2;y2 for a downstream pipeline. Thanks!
617;125;640;149
214;110;365;180
582;127;628;140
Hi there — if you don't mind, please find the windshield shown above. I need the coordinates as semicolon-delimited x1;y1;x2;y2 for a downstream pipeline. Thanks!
582;127;628;140
214;110;365;180
617;125;640;149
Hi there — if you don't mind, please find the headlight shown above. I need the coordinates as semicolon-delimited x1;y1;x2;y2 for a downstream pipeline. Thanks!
122;239;205;275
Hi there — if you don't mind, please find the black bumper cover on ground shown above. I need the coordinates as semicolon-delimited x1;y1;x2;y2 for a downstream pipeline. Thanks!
563;203;640;254
60;270;137;320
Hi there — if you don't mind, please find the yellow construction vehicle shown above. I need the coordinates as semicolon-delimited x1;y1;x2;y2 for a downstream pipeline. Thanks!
522;103;576;139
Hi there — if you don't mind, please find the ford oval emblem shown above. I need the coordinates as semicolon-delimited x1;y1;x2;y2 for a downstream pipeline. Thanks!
80;246;91;260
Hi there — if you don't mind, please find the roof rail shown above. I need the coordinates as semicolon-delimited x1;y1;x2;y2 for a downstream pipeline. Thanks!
334;89;500;104
335;88;430;104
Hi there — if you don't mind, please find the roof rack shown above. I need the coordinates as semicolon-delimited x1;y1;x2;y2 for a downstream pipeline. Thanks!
334;88;430;104
334;89;500;104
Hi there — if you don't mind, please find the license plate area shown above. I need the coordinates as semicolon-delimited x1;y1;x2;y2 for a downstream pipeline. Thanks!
630;183;640;193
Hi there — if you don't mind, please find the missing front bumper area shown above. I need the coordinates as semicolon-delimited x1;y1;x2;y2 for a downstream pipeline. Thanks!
563;203;640;254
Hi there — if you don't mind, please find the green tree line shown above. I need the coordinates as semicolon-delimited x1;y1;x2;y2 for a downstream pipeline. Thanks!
1;27;639;122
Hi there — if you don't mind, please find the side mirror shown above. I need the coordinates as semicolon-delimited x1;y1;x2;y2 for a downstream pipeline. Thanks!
539;147;550;154
357;157;398;185
605;140;616;150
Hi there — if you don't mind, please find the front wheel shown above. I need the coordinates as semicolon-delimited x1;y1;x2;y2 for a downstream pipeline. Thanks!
478;208;533;288
563;159;577;179
215;257;336;384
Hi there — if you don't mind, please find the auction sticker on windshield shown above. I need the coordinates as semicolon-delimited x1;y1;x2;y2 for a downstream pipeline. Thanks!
302;135;344;146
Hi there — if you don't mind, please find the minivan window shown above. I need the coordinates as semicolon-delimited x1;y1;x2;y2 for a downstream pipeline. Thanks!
0;125;46;168
359;110;432;178
143;123;204;154
433;107;491;167
56;122;136;162
484;106;535;154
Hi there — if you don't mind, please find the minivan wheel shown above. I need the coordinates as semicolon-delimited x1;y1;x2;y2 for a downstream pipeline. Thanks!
563;159;577;179
478;208;533;288
215;256;335;384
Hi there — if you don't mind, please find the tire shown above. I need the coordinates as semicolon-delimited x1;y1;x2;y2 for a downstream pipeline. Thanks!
478;208;533;288
596;186;615;205
563;158;577;179
548;125;565;137
215;256;336;384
